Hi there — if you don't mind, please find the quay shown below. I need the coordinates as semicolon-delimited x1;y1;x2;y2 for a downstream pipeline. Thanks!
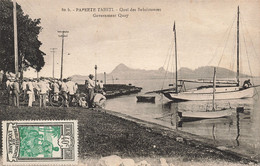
78;83;142;99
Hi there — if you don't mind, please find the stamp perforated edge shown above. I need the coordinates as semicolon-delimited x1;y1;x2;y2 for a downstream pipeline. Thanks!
2;120;78;165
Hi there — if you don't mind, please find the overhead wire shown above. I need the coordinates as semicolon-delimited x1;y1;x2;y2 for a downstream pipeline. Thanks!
240;13;259;99
161;39;174;90
207;15;236;67
217;15;236;67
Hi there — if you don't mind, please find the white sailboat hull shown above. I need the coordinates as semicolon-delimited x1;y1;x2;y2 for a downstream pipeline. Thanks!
179;109;232;120
163;87;255;101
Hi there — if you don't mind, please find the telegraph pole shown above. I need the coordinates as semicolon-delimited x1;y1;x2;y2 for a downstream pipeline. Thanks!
50;48;57;78
95;65;97;87
58;31;69;80
104;72;106;84
13;0;19;78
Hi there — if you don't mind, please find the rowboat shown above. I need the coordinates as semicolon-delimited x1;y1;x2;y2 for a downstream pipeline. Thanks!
136;95;155;103
178;109;232;121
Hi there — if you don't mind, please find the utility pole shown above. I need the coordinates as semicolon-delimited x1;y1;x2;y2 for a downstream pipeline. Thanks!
104;72;106;84
13;0;19;78
58;31;69;80
50;48;57;78
95;65;97;87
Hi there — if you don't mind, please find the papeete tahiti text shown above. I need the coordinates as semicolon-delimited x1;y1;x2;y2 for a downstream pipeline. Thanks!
61;7;162;18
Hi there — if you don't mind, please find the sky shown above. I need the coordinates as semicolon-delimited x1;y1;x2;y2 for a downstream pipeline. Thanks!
15;0;260;78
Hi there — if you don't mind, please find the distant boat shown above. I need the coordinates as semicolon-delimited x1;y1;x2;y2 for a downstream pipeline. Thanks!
162;7;256;102
136;95;155;103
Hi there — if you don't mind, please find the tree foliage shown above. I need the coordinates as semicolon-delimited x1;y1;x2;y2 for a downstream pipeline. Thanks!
0;0;45;74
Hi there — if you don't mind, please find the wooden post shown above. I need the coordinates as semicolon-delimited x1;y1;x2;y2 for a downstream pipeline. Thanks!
13;0;19;78
58;31;69;80
212;67;216;111
50;48;57;78
95;65;97;87
104;72;106;84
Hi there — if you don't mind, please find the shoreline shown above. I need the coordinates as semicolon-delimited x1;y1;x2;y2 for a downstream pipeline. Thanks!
103;108;259;163
0;105;258;165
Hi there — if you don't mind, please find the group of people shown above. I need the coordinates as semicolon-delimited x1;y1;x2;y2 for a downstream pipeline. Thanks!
5;77;78;108
4;74;106;109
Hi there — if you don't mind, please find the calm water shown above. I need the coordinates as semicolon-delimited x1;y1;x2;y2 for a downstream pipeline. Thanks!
105;78;260;161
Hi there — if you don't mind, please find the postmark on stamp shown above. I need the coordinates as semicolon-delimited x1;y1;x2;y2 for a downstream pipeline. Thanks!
2;120;78;165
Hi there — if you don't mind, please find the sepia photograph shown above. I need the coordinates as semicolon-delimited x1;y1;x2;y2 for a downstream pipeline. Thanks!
0;0;260;165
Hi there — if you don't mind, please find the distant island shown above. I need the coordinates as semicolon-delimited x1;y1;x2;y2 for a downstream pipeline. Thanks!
71;63;250;83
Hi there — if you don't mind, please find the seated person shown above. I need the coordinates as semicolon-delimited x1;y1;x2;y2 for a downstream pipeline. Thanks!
243;79;252;89
93;93;106;108
79;97;88;108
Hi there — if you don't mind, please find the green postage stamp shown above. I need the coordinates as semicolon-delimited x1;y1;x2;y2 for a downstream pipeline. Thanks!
2;120;78;165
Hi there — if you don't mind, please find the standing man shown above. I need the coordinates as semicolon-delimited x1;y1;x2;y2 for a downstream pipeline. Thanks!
38;78;49;108
22;79;27;102
6;78;12;105
66;77;76;106
12;78;20;107
61;79;68;107
87;74;95;107
99;80;104;93
27;79;34;107
53;80;60;101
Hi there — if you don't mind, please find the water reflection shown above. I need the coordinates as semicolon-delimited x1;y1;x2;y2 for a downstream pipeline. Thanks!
106;91;260;160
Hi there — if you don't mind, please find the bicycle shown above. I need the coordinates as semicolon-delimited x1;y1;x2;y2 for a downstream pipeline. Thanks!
49;92;81;107
49;93;65;107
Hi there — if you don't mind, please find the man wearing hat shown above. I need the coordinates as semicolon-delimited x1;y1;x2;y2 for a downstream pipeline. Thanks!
5;78;12;105
38;78;50;107
22;79;27;102
12;78;20;107
87;74;95;107
61;79;69;107
27;79;34;107
66;77;76;106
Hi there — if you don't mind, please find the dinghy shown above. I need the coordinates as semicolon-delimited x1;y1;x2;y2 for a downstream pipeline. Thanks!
178;68;233;121
136;95;155;103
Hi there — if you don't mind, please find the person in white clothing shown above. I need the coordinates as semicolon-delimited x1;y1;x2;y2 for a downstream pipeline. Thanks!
93;93;106;108
38;78;50;107
27;79;34;107
53;80;60;101
66;78;76;106
74;83;79;94
22;79;27;101
99;80;104;89
87;74;95;107
61;79;68;107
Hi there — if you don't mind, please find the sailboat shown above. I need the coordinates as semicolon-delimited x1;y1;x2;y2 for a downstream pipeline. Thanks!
163;7;256;102
177;67;233;121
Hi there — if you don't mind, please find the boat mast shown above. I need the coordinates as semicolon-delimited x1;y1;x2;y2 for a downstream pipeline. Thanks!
173;22;178;93
212;67;216;111
236;6;240;86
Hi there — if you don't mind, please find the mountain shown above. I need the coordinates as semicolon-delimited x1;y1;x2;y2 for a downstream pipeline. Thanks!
71;63;250;83
111;63;131;73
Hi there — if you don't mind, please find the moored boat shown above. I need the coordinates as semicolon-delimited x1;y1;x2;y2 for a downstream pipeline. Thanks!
162;7;257;102
178;109;232;121
136;95;155;103
178;67;233;121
